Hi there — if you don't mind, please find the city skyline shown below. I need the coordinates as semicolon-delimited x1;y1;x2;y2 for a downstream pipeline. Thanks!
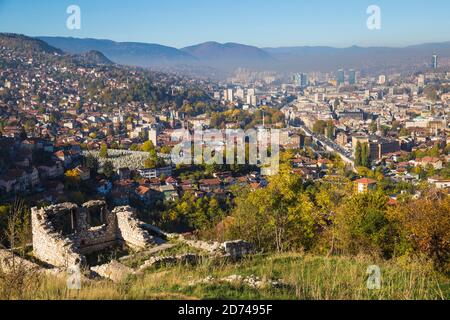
1;0;450;48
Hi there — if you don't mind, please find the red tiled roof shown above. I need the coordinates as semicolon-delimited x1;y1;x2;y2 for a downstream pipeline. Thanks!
355;178;377;185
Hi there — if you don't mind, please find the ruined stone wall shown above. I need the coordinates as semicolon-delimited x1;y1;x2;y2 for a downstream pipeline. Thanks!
73;201;117;254
31;204;85;267
114;206;155;250
31;202;161;268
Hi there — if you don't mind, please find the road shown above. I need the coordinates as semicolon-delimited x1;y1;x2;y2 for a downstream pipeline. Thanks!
297;124;356;168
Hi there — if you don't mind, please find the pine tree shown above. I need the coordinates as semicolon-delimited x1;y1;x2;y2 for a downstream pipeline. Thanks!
355;142;362;167
361;143;370;168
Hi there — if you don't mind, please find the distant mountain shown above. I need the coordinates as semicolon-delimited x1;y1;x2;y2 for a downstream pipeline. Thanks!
182;41;274;68
0;33;62;54
24;34;450;75
38;36;197;67
76;50;114;66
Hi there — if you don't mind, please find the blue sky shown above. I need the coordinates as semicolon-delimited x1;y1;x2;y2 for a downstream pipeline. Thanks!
0;0;449;48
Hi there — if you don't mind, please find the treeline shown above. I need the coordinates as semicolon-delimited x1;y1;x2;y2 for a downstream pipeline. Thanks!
224;165;449;274
210;107;285;129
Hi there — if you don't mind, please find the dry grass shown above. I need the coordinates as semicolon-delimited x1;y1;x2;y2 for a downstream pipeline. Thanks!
1;253;448;300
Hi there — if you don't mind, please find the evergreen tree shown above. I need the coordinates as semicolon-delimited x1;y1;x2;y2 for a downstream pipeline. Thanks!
103;161;114;179
355;142;362;167
361;143;371;168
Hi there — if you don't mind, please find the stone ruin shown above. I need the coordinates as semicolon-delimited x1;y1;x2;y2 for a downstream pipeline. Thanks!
31;201;156;268
28;201;255;283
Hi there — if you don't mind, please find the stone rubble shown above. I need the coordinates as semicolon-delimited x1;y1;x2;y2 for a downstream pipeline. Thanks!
91;261;133;283
188;274;287;289
28;202;256;283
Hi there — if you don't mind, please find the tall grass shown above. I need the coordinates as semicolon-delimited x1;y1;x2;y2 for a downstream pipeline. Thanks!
1;253;448;300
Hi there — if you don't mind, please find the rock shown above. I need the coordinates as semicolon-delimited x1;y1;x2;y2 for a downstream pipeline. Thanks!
222;240;253;258
91;261;133;283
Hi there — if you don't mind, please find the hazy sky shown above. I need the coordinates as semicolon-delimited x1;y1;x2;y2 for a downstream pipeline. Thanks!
0;0;449;48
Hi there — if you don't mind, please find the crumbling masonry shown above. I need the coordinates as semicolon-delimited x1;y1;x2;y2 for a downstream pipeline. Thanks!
31;201;155;268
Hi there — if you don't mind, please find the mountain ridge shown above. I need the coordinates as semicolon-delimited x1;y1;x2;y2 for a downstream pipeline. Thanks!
25;34;450;74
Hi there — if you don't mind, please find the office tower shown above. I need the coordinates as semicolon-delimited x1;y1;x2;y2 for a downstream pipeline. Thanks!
337;69;345;86
378;75;387;85
294;73;308;88
432;54;438;69
300;73;309;88
223;89;228;101
348;69;357;85
247;88;256;96
227;89;234;102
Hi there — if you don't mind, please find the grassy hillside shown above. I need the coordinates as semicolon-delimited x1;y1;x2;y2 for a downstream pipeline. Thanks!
7;253;449;300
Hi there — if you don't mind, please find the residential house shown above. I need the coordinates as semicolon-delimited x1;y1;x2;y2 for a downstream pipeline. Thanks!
354;178;377;194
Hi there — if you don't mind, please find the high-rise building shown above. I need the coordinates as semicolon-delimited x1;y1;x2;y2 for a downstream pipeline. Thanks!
348;69;357;85
378;75;387;85
432;54;438;69
337;69;345;86
294;73;309;88
227;89;234;102
301;73;309;88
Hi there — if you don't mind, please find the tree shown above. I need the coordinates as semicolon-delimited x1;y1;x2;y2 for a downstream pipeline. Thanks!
162;193;225;233
141;140;156;153
65;169;81;191
354;142;362;167
144;158;157;169
160;146;172;154
313;120;327;135
99;143;108;159
333;191;395;258
388;191;450;273
228;165;323;252
85;154;99;176
326;121;334;139
369;122;378;134
361;143;370;168
102;161;114;179
0;200;40;300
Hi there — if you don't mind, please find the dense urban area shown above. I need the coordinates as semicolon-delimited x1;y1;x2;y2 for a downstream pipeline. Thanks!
0;33;449;300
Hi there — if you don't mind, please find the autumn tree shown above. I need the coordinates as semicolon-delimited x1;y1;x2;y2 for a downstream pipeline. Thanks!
388;191;450;273
99;143;108;159
333;191;396;258
228;165;324;252
65;169;81;191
